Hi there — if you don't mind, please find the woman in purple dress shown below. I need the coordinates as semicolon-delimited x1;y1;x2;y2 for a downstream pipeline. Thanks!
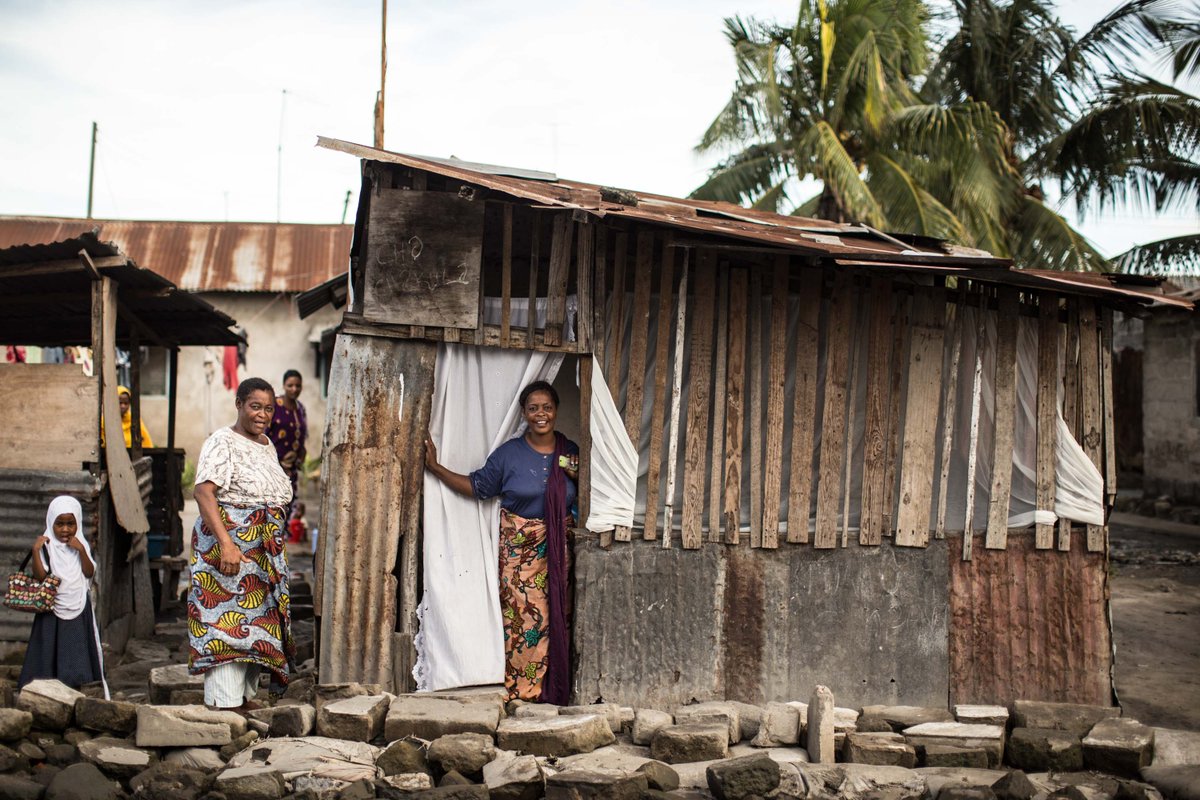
266;370;306;512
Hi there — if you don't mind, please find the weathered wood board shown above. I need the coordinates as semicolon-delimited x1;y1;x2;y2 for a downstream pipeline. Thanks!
0;364;99;471
860;277;894;545
786;269;822;544
762;257;790;549
749;269;764;548
815;271;854;548
643;242;677;541
986;288;1020;550
362;190;485;329
723;269;749;544
1079;300;1105;551
681;251;716;549
1036;297;1059;549
708;267;730;543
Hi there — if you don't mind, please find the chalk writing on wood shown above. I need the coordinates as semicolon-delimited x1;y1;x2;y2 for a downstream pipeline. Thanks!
363;190;485;329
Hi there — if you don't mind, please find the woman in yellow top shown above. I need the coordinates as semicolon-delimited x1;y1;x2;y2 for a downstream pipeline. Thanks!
117;386;153;448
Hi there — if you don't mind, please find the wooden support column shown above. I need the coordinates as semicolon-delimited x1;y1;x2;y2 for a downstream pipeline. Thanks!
592;227;608;373
1079;300;1105;551
882;291;911;535
748;269;765;548
841;294;863;548
576;221;594;351
786;269;821;544
1101;306;1117;508
619;232;654;542
544;214;572;348
501;204;513;347
935;286;965;539
895;286;947;547
607;232;627;397
527;214;541;348
723;268;748;544
860;277;895;545
681;250;716;549
815;270;853;548
129;330;143;461
985;288;1020;550
642;241;676;541
761;256;790;549
1036;296;1059;549
1059;298;1081;551
963;288;988;561
662;252;690;549
708;267;729;543
579;357;593;534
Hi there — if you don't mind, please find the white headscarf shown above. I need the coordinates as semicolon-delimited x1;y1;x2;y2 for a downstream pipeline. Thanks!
41;496;95;621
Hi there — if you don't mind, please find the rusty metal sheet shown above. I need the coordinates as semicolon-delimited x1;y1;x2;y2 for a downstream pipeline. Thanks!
948;532;1112;706
0;216;352;293
316;333;436;691
0;468;102;644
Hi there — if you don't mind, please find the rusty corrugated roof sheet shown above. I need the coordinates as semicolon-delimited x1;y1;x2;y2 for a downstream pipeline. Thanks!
317;136;1191;310
0;216;353;293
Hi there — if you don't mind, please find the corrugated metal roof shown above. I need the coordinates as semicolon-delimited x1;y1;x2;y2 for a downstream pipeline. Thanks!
317;136;1191;310
0;233;243;346
0;216;353;293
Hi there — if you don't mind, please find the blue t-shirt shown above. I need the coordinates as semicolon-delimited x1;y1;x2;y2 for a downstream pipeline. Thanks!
470;435;579;520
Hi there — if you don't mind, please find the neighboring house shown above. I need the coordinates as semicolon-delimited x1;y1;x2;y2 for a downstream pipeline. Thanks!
0;216;351;472
309;139;1186;708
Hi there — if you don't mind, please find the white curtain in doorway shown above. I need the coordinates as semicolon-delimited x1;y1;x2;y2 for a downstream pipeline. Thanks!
414;342;563;692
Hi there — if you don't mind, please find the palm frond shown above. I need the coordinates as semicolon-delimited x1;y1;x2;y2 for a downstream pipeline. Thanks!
865;153;969;241
691;143;790;206
1010;194;1110;271
795;120;885;225
1115;232;1200;274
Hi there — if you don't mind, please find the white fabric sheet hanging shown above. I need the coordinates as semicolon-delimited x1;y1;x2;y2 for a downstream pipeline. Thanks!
585;356;637;532
609;290;1103;535
414;343;563;692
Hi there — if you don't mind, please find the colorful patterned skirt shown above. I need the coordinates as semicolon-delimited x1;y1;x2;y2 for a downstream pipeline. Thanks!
498;508;572;702
187;502;293;696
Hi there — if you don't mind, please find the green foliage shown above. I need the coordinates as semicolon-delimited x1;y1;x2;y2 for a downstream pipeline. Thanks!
181;460;196;496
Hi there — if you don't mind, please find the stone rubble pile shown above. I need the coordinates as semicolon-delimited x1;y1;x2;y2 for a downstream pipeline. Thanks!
0;663;1196;800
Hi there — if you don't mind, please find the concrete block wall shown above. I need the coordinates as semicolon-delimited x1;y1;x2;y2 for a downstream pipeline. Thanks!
1143;311;1200;502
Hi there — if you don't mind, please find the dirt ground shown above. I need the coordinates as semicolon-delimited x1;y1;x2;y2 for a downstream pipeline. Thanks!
1109;515;1200;731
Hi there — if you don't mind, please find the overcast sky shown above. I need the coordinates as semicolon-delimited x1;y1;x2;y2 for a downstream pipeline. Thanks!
0;0;1194;259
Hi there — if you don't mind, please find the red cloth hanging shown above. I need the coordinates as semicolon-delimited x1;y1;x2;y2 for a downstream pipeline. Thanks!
222;345;239;390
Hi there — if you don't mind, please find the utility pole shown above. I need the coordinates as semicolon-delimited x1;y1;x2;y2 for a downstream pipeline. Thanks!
341;190;353;224
374;0;387;149
86;122;97;219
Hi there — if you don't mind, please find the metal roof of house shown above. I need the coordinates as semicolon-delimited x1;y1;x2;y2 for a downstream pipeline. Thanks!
0;233;243;346
318;136;1192;310
0;216;353;293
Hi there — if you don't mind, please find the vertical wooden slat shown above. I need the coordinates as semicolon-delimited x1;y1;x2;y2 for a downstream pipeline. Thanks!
963;289;988;561
501;204;513;347
815;270;853;548
935;287;965;539
1079;300;1105;551
579;357;593;530
748;268;765;547
527;213;541;348
682;251;717;549
1036;295;1059;549
895;286;948;547
708;266;730;543
593;228;608;380
1059;298;1081;551
841;292;863;547
761;256;790;549
724;268;748;544
642;241;676;541
620;233;654;543
1100;306;1117;507
859;277;893;545
662;252;690;549
576;221;595;352
986;287;1020;550
607;232;627;396
882;292;911;535
787;269;822;544
544;213;572;348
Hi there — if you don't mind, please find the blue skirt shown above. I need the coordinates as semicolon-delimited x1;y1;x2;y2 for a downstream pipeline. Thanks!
18;598;104;690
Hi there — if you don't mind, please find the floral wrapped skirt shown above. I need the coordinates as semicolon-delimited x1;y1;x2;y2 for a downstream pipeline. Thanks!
498;508;572;702
187;503;293;696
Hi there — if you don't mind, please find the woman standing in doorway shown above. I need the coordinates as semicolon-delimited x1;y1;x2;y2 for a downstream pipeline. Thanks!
190;377;294;710
267;370;306;512
424;380;579;704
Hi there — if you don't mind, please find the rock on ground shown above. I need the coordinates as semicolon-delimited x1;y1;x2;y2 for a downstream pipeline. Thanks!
632;709;673;746
77;735;155;779
483;753;544;800
807;686;836;764
728;701;763;742
164;747;226;771
842;732;917;768
544;769;648;800
1151;727;1200;767
214;766;286;800
861;705;955;733
428;732;496;776
135;705;238;748
674;702;742;745
512;704;560;719
385;696;500;742
636;760;680;792
1140;764;1200;800
921;744;991;769
1081;717;1155;778
650;724;729;764
955;705;1010;727
127;762;213;800
752;702;800;747
902;722;1005;768
560;703;623;734
0;707;33;741
496;714;614;758
74;698;137;735
1007;727;1083;772
799;763;927;800
147;664;204;705
225;736;380;783
18;680;85;731
1010;700;1120;738
0;774;44;800
44;762;124;800
706;751;781;800
377;739;431;777
316;694;389;741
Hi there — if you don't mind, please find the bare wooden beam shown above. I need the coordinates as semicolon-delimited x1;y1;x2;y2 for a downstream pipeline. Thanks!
501;204;513;347
544;213;572;348
1036;295;1059;549
814;270;854;548
621;232;654;542
723;268;748;544
1079;299;1105;552
527;213;541;348
3;254;126;279
682;250;716;549
607;231;627;397
935;286;965;539
748;268;764;548
762;256;790;549
786;269;822;544
708;266;729;544
861;277;895;545
963;290;988;561
985;287;1020;550
662;251;690;549
643;240;677;541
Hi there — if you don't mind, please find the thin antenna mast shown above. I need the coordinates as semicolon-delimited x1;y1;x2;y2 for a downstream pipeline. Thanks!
277;89;288;222
86;122;97;219
374;0;387;148
341;190;353;224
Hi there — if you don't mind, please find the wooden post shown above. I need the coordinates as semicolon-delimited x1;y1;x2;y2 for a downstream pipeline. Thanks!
762;256;790;549
963;291;987;561
129;329;143;461
527;214;541;348
501;204;513;347
1101;306;1117;508
748;268;764;548
985;287;1019;550
544;214;572;348
681;250;716;549
935;286;964;539
1036;295;1059;549
662;252;690;549
606;232;627;397
621;233;654;542
167;346;181;555
723;268;748;544
592;227;608;374
576;221;594;352
882;293;910;535
1059;298;1081;551
708;266;729;543
1080;300;1105;551
860;277;894;545
579;357;593;534
841;292;863;547
642;240;676;541
787;269;822;544
815;270;853;548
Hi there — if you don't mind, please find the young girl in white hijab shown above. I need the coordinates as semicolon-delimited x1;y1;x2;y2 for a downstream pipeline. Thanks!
18;496;108;698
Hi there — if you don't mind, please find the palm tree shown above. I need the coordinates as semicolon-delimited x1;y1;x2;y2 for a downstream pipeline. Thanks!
692;0;1019;251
